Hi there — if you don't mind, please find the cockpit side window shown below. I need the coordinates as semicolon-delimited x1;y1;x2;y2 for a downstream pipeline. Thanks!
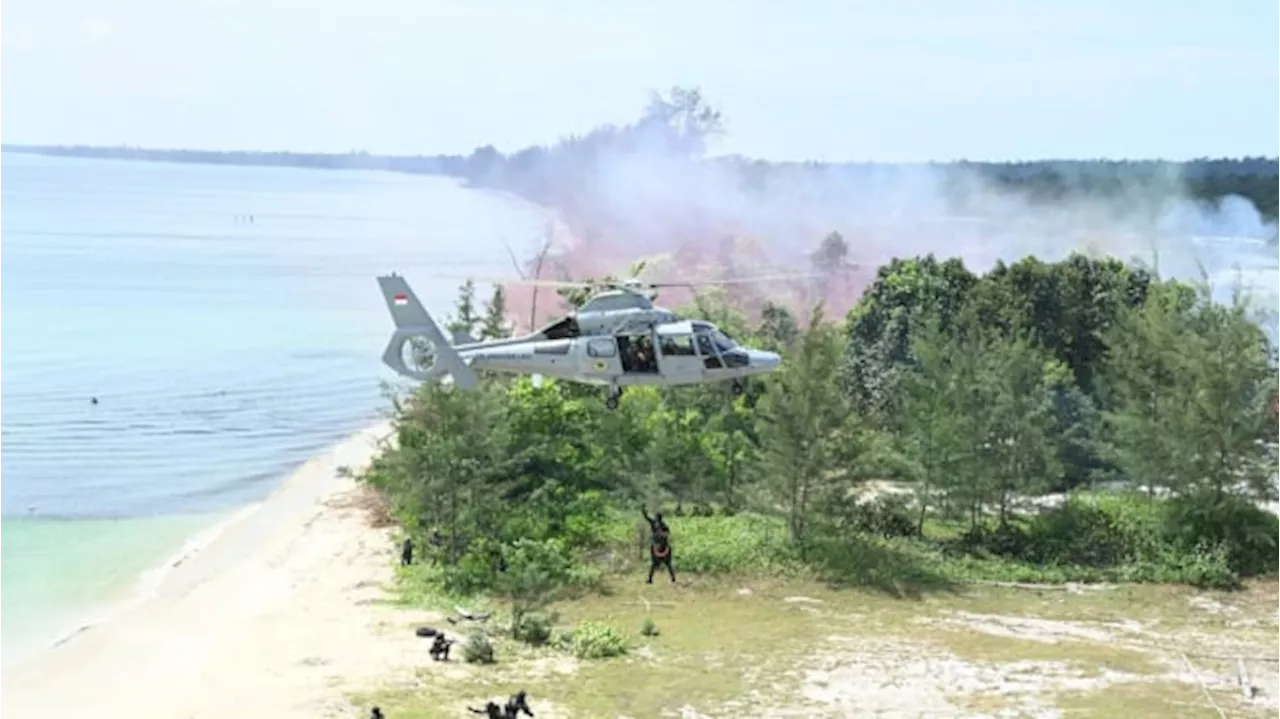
587;338;617;357
696;333;716;357
660;335;696;356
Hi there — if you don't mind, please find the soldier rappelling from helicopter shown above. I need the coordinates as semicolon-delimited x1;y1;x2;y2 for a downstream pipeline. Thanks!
642;504;676;584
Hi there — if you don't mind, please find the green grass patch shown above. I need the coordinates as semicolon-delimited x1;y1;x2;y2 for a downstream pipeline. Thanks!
353;576;1278;718
357;579;841;718
1053;680;1248;719
373;494;1277;717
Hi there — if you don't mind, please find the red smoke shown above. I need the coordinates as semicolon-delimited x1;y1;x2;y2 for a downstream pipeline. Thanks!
499;210;882;333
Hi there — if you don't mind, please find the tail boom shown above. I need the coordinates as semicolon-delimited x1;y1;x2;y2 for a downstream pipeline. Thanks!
377;274;480;390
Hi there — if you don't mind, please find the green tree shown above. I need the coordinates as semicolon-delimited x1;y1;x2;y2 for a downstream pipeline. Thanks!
447;280;482;338
898;316;977;534
1177;284;1278;501
702;397;757;511
639;86;725;157
502;379;607;497
1098;283;1194;497
843;255;978;425
368;383;512;564
755;306;848;551
495;538;575;638
977;331;1068;524
757;301;800;352
480;284;512;339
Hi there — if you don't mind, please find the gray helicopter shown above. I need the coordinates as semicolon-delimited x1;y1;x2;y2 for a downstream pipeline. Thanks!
377;274;784;408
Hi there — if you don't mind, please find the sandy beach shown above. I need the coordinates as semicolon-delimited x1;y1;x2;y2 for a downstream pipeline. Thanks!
2;422;437;719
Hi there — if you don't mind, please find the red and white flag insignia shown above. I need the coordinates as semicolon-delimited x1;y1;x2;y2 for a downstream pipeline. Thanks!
393;294;409;306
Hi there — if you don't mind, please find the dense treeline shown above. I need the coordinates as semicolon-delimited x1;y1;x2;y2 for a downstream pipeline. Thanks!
362;253;1278;607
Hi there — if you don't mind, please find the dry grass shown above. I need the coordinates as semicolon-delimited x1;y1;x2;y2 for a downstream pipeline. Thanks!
353;578;1279;718
325;484;397;529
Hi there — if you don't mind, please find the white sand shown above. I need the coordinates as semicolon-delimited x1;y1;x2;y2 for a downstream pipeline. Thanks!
2;422;441;719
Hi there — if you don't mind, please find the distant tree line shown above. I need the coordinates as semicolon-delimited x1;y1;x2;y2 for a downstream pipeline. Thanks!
5;87;1277;225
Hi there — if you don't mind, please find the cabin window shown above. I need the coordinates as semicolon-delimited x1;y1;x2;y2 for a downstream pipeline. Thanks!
660;335;696;356
586;338;617;357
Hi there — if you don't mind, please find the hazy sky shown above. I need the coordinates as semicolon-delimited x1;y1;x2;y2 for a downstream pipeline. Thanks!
3;0;1277;161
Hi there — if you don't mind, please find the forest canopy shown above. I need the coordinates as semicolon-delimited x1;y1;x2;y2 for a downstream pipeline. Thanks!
361;252;1279;602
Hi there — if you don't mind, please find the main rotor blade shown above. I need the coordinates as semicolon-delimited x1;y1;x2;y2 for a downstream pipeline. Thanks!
648;271;843;288
432;274;595;289
434;266;869;291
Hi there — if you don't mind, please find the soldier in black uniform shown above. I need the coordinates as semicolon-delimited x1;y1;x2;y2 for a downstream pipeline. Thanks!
642;505;675;584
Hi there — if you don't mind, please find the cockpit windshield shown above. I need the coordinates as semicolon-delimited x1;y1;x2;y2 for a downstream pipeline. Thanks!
694;323;737;353
710;330;737;352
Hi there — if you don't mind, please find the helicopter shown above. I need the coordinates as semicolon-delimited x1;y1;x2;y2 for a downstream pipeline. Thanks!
377;273;784;408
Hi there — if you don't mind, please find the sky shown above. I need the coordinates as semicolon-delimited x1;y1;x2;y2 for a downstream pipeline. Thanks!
3;0;1277;162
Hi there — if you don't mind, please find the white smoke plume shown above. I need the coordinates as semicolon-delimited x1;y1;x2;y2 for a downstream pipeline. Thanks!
494;99;1277;332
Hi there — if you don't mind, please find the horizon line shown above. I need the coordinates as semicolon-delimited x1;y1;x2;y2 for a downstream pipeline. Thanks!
2;143;1277;167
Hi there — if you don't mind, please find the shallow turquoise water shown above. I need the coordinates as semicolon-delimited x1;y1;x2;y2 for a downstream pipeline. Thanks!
0;514;216;661
0;152;547;664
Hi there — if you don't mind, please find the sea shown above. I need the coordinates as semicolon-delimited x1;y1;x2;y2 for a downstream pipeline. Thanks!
0;151;549;665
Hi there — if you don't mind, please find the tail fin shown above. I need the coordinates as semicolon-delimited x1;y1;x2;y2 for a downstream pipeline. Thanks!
377;274;480;390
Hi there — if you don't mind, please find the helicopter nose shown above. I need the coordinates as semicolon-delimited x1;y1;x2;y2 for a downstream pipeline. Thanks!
748;350;782;371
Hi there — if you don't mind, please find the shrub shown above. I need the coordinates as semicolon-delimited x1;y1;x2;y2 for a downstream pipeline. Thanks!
1023;496;1155;567
851;495;919;539
1160;492;1278;578
440;536;507;596
514;612;556;646
568;621;628;659
550;628;575;652
674;515;799;574
639;617;660;637
972;491;1272;588
462;630;496;665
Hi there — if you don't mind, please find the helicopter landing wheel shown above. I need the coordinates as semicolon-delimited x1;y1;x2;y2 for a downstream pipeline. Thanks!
730;380;746;397
605;396;620;410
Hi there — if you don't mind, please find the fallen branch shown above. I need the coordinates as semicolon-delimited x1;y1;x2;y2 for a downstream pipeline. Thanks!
625;598;677;610
1176;651;1279;664
967;579;1116;592
1237;656;1256;700
454;606;492;622
1181;652;1228;719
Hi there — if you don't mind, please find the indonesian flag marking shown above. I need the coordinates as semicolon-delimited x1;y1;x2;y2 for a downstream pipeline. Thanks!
393;294;409;306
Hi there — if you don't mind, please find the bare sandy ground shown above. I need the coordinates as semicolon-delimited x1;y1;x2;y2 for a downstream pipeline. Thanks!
1;422;438;719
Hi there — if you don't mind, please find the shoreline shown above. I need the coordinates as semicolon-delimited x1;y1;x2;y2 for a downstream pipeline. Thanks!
6;422;391;671
17;504;257;665
0;419;440;718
